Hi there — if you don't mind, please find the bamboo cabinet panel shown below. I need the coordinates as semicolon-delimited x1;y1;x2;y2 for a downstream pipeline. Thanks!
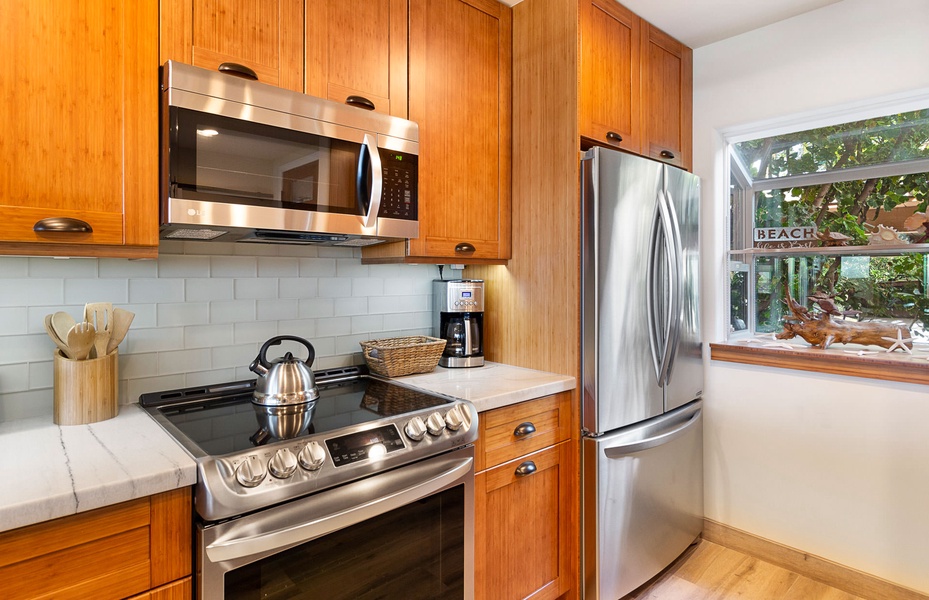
474;394;576;600
579;0;642;154
364;0;512;264
0;0;159;258
305;0;408;118
160;0;304;92
640;22;693;170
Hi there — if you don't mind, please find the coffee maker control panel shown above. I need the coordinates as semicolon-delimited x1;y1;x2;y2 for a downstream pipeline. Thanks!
435;280;484;313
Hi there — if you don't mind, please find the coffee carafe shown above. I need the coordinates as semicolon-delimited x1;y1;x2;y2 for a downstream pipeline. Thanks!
433;279;484;368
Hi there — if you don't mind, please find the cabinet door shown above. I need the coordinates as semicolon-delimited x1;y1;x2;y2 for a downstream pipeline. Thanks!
405;0;512;262
579;0;641;154
161;0;304;92
305;0;407;118
640;22;692;170
475;441;575;600
0;0;158;258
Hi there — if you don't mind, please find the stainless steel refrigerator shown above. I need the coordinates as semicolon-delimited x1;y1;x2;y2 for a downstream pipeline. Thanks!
580;146;704;600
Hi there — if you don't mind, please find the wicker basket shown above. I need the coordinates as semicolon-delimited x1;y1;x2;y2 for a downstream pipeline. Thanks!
360;336;447;377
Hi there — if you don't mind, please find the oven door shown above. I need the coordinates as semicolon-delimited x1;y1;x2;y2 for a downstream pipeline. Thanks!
198;446;474;600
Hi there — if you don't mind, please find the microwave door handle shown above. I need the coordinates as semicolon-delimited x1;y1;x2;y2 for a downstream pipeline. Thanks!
360;134;383;229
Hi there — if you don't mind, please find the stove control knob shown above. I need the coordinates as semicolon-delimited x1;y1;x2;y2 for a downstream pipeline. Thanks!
404;416;427;441
269;448;298;479
426;412;446;436
298;441;327;471
445;405;465;431
235;455;267;488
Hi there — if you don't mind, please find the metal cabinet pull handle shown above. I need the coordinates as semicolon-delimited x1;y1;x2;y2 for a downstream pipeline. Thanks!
346;95;376;111
515;461;537;477
454;242;476;253
513;422;536;437
606;131;623;144
218;62;258;80
33;217;92;233
660;150;676;159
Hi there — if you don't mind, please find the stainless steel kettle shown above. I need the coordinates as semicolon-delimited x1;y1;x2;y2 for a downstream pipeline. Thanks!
249;336;319;439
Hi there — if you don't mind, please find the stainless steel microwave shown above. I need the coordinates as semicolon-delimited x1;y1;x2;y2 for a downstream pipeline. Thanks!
160;61;418;246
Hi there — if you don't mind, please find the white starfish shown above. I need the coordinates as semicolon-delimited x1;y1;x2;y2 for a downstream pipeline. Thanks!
881;328;913;353
843;350;879;356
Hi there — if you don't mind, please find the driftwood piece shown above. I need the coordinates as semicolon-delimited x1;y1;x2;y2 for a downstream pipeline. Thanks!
777;287;913;351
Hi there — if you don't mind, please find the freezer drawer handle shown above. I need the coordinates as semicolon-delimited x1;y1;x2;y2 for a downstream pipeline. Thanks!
513;422;536;437
515;461;537;477
603;409;701;458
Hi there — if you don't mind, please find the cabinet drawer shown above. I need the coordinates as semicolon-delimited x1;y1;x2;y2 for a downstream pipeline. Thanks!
476;392;571;472
0;488;191;600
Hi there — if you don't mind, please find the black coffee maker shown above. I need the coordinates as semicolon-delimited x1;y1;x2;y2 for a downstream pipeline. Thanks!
433;279;484;368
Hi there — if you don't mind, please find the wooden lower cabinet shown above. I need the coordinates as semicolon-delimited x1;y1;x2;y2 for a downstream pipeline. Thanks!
0;488;192;600
474;393;577;600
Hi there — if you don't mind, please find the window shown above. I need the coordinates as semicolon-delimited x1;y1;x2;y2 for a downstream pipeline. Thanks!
728;108;929;343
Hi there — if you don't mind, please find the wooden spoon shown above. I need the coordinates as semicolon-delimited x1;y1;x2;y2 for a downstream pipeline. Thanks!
51;311;76;345
66;322;96;361
44;314;74;359
106;308;135;355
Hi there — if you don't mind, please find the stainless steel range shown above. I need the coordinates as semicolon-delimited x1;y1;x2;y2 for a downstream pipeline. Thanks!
141;364;477;599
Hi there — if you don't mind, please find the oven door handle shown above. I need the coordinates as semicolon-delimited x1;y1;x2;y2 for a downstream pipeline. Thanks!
204;453;473;563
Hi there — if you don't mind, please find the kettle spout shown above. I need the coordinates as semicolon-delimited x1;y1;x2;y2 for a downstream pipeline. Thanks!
249;357;269;376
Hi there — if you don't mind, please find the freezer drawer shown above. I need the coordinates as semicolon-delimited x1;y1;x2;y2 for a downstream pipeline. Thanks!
582;400;703;600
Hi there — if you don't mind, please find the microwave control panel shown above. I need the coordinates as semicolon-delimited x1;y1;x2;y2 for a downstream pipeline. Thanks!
379;150;418;220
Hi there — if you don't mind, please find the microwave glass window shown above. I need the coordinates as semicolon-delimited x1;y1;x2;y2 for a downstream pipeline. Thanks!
170;108;364;216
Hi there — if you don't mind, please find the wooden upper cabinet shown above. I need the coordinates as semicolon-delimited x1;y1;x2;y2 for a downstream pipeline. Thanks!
161;0;304;92
579;0;641;154
640;22;693;170
0;0;159;258
364;0;512;264
305;0;408;118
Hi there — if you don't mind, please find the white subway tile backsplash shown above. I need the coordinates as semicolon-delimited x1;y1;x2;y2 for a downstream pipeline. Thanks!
279;278;318;298
318;278;352;298
129;278;185;304
28;257;97;278
2;279;63;308
185;278;234;302
156;255;211;278
184;324;235;349
159;348;212;375
64;278;129;305
234;278;279;300
158;302;210;327
257;299;298;322
299;258;337;277
99;258;158;278
298;298;334;319
0;363;29;394
210;300;256;324
211;256;257;278
352;278;384;297
0;308;29;336
258;256;300;277
0;248;436;421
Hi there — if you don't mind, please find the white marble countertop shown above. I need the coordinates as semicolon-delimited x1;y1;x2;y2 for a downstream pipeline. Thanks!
393;362;576;412
0;404;197;534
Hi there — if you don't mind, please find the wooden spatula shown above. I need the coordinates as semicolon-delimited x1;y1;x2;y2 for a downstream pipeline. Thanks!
106;308;135;355
84;302;113;358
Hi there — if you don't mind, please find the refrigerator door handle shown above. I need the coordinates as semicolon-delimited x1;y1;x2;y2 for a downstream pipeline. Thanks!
655;186;679;387
645;202;664;382
661;183;685;385
603;408;701;457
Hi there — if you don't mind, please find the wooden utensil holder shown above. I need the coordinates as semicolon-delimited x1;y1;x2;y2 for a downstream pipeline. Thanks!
53;350;118;425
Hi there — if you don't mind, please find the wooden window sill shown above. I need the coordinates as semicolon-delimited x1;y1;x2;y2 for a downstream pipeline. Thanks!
709;341;929;386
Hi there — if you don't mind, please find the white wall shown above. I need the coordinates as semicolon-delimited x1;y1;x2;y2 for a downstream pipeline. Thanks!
0;241;449;422
694;0;929;592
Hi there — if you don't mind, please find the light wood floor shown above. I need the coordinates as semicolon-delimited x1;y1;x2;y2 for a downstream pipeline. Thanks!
626;539;868;600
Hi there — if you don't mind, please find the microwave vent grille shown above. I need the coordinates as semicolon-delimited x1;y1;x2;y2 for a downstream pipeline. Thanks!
164;229;227;240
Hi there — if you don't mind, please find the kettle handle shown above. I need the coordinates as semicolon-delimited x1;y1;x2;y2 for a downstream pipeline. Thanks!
250;336;316;373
